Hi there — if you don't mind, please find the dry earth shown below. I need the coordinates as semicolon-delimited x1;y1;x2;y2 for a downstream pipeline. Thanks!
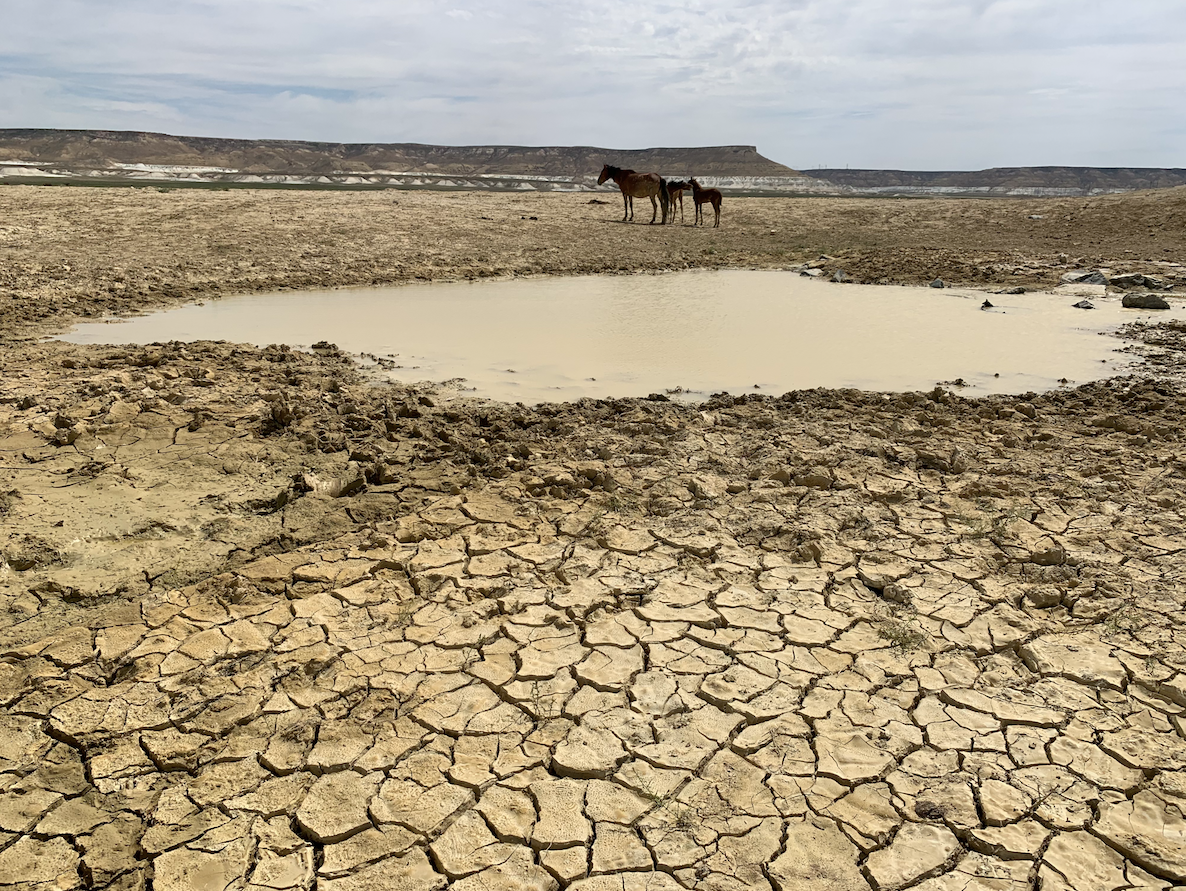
2;185;1186;891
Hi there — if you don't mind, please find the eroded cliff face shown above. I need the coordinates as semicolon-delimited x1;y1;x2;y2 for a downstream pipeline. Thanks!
0;129;799;177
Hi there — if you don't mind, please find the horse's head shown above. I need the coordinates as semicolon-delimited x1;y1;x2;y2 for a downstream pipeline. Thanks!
597;164;613;185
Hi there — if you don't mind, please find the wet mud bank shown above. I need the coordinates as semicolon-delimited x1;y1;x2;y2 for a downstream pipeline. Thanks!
2;185;1186;891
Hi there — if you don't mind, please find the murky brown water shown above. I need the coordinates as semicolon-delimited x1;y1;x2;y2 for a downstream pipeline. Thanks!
60;271;1171;402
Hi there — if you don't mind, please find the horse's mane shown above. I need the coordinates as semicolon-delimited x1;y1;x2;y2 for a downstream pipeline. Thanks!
605;165;636;176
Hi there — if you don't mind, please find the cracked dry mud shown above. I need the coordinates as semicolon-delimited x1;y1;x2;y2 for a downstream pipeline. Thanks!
3;186;1186;891
4;341;1186;891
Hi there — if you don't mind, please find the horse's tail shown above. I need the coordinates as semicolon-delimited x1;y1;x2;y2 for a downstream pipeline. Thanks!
659;177;670;224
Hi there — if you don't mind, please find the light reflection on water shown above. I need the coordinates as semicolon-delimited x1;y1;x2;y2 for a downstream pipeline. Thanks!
59;270;1168;403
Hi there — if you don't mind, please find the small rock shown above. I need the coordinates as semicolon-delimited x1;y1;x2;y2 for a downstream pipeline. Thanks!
1024;586;1062;609
1111;272;1170;290
1029;543;1066;566
1122;293;1171;309
832;270;849;283
1072;299;1095;309
1060;269;1107;285
981;300;994;310
930;278;945;288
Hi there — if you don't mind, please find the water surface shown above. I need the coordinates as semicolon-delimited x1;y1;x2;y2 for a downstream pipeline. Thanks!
60;270;1166;402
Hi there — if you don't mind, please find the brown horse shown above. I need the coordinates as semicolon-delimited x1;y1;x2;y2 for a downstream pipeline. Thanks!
689;178;722;228
665;180;690;224
598;164;669;224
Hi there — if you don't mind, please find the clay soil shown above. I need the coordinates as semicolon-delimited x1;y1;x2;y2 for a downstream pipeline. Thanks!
2;184;1186;891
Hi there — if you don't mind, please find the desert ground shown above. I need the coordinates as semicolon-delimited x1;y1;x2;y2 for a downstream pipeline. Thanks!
2;184;1186;891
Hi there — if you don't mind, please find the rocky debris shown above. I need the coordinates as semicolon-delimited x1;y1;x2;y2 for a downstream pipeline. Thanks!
1111;272;1171;290
930;279;945;288
1061;269;1108;285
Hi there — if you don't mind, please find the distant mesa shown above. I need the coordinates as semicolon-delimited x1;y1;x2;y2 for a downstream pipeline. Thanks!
2;129;1185;197
0;128;800;184
802;166;1186;196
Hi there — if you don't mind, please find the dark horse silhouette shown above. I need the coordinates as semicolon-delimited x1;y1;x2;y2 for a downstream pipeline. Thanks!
665;180;691;224
689;178;722;228
598;164;669;224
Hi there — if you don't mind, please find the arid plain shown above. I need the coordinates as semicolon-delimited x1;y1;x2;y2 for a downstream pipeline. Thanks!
2;184;1186;891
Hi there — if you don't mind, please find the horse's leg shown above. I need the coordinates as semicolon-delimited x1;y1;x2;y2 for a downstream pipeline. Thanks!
649;194;658;224
621;191;629;222
714;199;721;228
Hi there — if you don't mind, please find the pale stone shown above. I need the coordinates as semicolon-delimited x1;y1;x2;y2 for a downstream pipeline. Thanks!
1020;637;1127;690
295;771;379;844
449;848;558;891
970;821;1049;859
699;665;777;708
531;778;591;848
865;823;959;890
1094;790;1186;881
154;839;250;891
910;853;1031;890
553;725;628;779
576;646;644;691
320;827;418;878
826;783;900;845
539;846;588;884
1042;830;1135;891
569;874;683;891
584;780;650;825
591;823;653;874
249;849;315;890
816;731;895;784
319;849;446;891
476;785;536;843
940;688;1064;727
0;788;64;833
371;779;474;836
1100;728;1186;770
979;779;1032;826
768;819;871;891
1049;736;1143;791
429;811;520;879
0;837;80;888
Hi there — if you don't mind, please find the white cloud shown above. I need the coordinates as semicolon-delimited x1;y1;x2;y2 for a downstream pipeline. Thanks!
1;0;1184;168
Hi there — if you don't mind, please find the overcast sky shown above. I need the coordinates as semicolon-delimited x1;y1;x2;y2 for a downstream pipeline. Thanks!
2;0;1183;170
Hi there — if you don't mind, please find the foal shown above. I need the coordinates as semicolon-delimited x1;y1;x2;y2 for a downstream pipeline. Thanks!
689;178;722;228
665;180;691;224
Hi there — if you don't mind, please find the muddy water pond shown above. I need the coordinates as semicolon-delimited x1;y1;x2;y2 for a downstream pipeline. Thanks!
61;270;1167;403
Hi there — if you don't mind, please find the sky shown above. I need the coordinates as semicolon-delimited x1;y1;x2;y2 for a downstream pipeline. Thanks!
1;0;1184;171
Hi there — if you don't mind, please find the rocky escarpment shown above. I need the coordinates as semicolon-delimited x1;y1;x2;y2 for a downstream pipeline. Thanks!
805;166;1186;198
0;129;799;177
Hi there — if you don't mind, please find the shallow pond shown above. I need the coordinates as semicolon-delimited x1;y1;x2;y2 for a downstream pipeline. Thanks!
60;270;1169;403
